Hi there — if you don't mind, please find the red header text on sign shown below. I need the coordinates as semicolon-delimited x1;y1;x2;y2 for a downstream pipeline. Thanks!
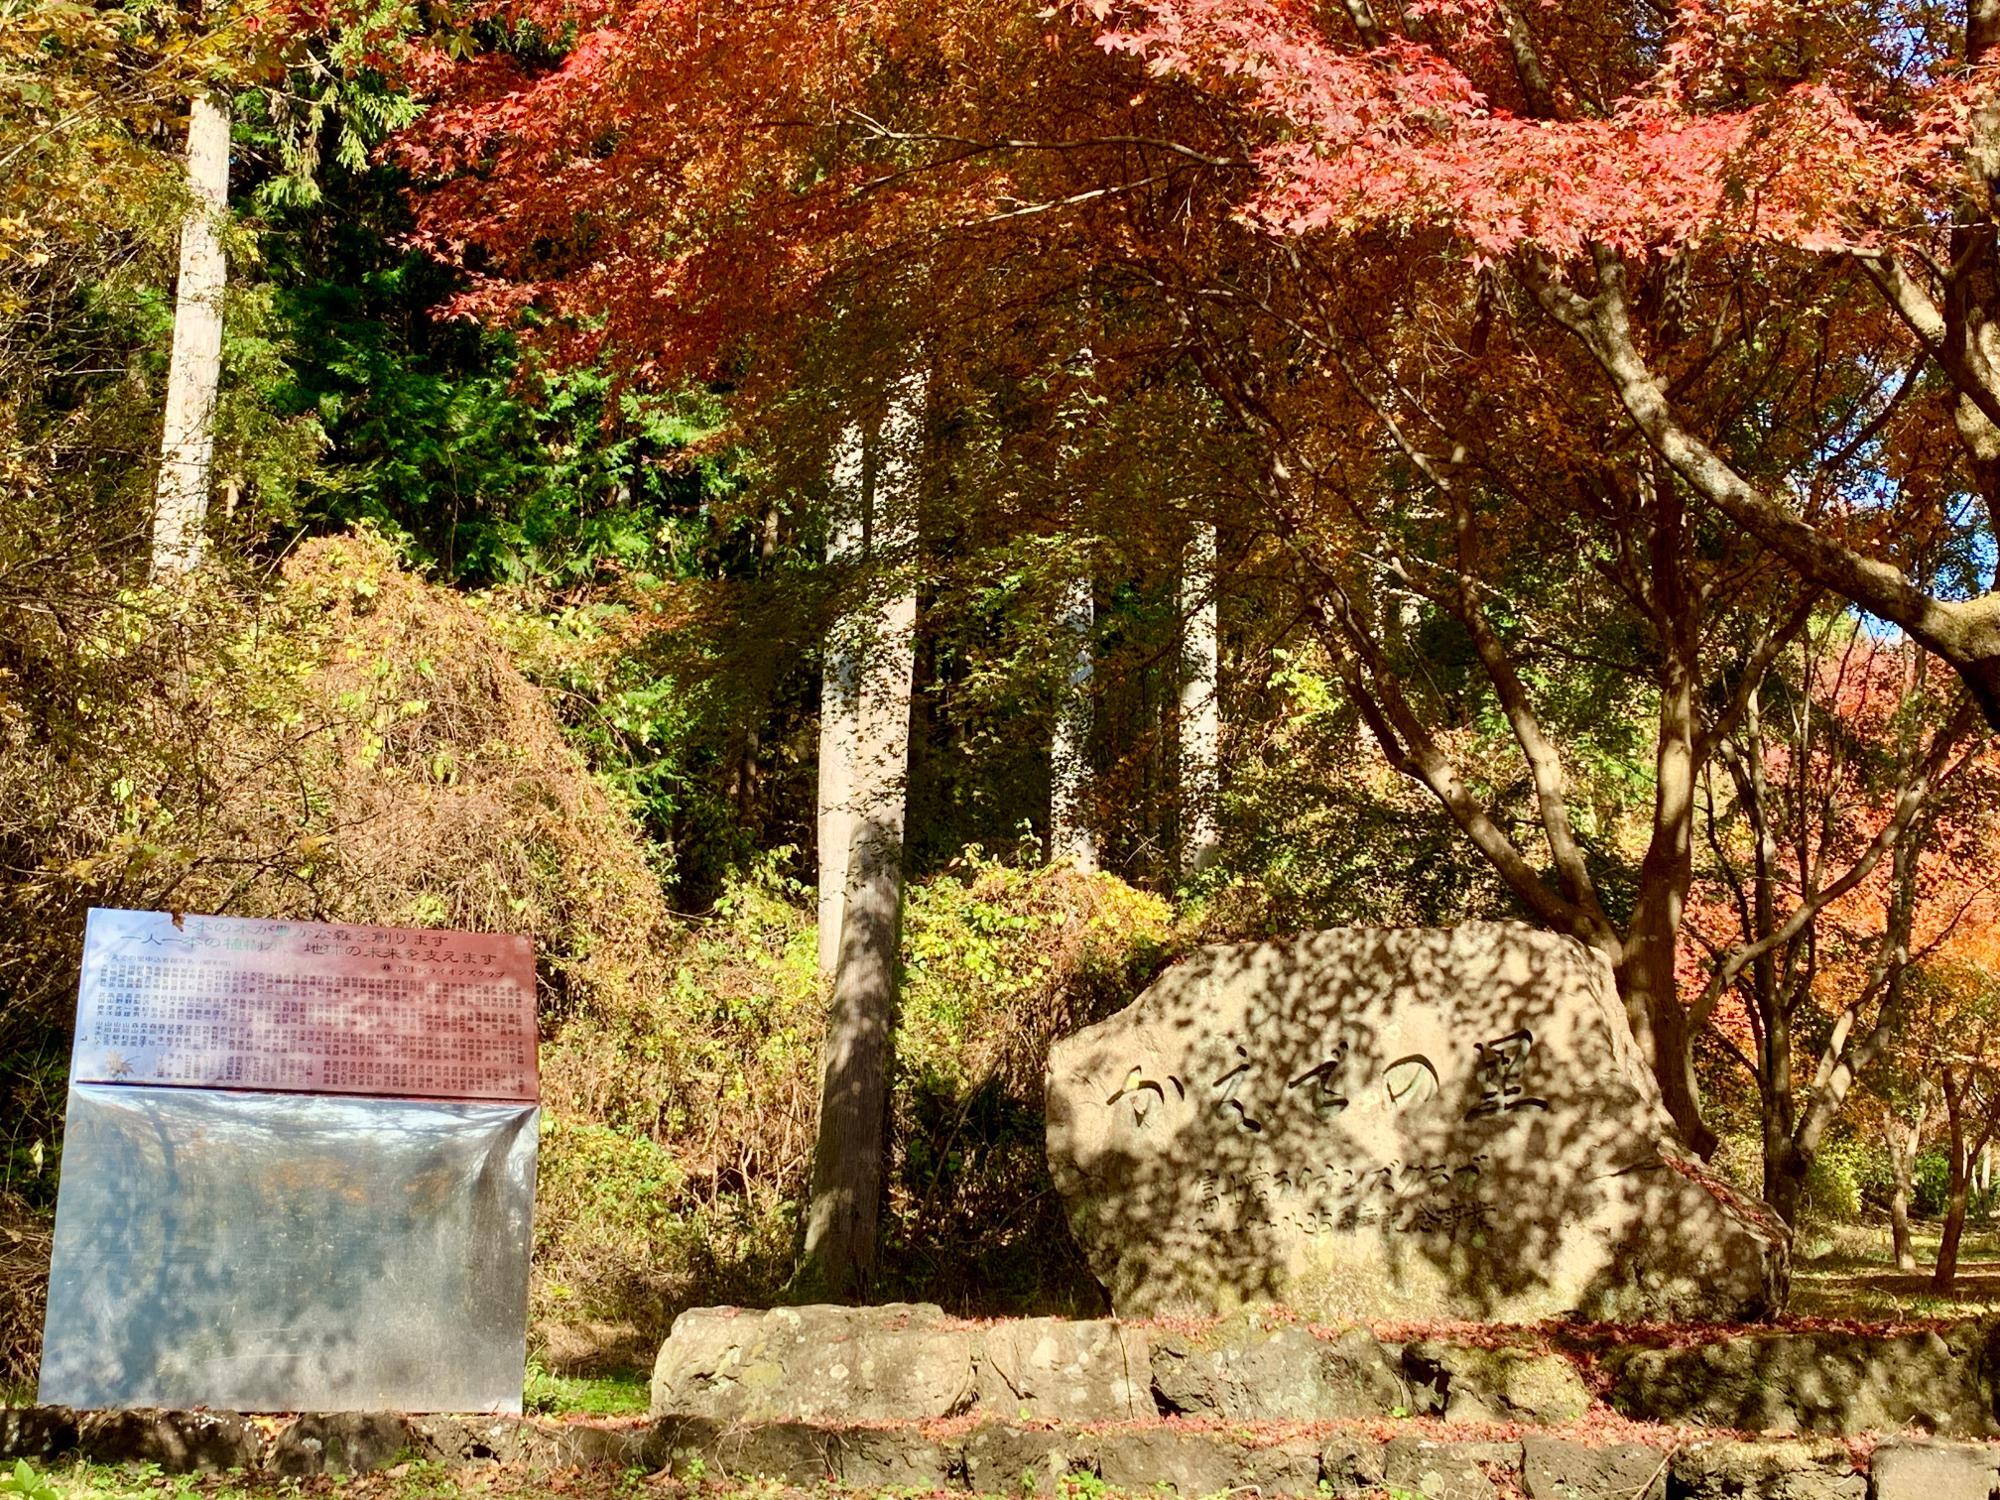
72;908;539;1102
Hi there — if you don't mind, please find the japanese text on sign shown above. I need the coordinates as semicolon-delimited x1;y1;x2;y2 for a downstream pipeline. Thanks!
72;908;538;1102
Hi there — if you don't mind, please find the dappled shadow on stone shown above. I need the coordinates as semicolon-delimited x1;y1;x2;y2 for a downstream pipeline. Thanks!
1045;923;1785;1323
1606;1323;2000;1436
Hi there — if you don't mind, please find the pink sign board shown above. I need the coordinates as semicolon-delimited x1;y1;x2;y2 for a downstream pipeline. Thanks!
72;908;538;1102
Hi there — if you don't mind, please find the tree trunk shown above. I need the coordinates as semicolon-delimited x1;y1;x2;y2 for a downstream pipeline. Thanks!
1049;572;1097;872
1887;1105;1925;1272
151;92;231;578
1935;1181;1970;1294
1934;1069;1971;1294
815;422;867;976
1619;594;1715;1157
800;374;921;1300
1179;524;1221;875
1763;1130;1808;1230
1619;882;1716;1158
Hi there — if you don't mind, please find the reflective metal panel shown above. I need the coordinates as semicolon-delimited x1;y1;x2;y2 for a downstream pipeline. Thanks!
73;908;537;1101
39;1085;536;1413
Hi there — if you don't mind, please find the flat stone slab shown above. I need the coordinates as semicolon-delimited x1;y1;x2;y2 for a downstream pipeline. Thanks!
1869;1442;2000;1500
978;1316;1151;1420
1150;1314;1407;1419
1046;923;1788;1321
649;1303;976;1422
1610;1325;2000;1437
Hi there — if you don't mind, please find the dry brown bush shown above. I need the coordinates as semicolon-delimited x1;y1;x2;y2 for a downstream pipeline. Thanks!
0;531;716;1377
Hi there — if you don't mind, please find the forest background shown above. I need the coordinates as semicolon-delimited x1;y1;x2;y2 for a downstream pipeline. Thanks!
4;0;2000;1397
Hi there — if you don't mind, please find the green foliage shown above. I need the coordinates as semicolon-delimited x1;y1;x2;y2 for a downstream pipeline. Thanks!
884;857;1173;1311
1800;1138;1868;1226
0;1459;59;1500
1915;1151;1952;1219
1906;1150;2000;1221
1196;644;1518;935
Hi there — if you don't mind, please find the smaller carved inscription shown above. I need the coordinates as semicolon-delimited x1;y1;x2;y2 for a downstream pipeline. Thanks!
1194;1152;1494;1237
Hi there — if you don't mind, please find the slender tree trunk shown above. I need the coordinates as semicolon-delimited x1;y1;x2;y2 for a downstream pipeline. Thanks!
1622;695;1713;1158
1887;1103;1925;1272
800;374;921;1299
1049;572;1097;872
1622;932;1716;1159
815;424;867;976
1934;1069;1971;1293
1179;524;1221;875
152;92;231;579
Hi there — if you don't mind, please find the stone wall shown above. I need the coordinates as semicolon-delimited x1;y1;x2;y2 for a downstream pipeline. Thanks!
650;1305;2000;1439
5;1405;2000;1500
10;1308;2000;1496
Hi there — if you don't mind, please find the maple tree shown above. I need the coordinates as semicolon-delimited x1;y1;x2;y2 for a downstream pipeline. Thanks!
398;0;2000;1179
1684;628;1999;1226
1084;0;2000;724
1891;916;2000;1288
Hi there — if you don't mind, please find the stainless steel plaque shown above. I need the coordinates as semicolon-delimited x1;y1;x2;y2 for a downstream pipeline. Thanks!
40;909;540;1414
40;1086;536;1412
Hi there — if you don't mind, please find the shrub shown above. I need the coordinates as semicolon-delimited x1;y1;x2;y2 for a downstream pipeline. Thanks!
1800;1139;1868;1226
886;856;1174;1312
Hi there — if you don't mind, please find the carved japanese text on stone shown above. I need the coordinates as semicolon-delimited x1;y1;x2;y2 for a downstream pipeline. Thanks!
1045;924;1786;1322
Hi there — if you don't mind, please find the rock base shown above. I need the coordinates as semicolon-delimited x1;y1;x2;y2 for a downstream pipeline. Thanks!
2;1406;1986;1500
652;1305;2000;1439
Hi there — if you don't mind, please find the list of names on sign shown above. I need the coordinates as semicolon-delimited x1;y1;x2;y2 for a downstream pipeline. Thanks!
72;908;538;1102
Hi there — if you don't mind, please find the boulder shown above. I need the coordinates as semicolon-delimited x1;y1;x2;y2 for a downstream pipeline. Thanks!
1404;1341;1594;1423
654;1415;837;1484
1096;1430;1320;1496
1046;924;1786;1321
648;1303;976;1422
1672;1440;1867;1500
0;1407;77;1464
829;1428;962;1488
962;1421;1096;1495
1868;1442;2000;1500
1384;1437;1522;1500
269;1414;417;1477
75;1410;265;1474
978;1316;1152;1420
1150;1315;1407;1420
1320;1432;1388;1491
1610;1325;1998;1436
537;1424;654;1470
409;1415;534;1465
1522;1438;1670;1500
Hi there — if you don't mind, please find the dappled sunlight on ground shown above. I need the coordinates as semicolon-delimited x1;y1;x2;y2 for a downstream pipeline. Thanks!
1790;1222;2000;1320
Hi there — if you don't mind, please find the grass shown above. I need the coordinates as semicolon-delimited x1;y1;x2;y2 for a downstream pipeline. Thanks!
522;1367;649;1418
1790;1218;2000;1320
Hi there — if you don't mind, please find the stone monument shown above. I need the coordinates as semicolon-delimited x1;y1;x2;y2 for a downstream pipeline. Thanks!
1045;923;1786;1321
